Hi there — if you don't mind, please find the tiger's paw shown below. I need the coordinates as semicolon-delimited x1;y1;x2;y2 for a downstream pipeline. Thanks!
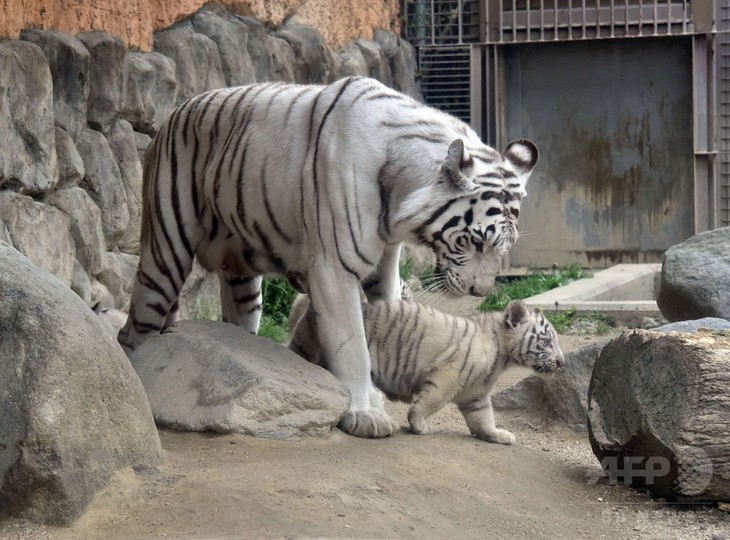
475;428;516;445
338;408;397;438
407;411;432;435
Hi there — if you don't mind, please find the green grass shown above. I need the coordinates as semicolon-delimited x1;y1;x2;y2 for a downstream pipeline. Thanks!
544;309;615;335
259;277;298;343
479;263;590;312
257;314;291;343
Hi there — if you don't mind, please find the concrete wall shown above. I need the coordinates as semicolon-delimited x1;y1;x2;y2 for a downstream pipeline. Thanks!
504;38;694;268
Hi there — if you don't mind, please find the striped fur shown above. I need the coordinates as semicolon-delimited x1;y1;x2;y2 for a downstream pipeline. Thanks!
289;297;564;444
118;76;538;438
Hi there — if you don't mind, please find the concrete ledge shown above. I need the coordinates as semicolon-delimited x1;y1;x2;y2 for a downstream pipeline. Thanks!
523;264;662;326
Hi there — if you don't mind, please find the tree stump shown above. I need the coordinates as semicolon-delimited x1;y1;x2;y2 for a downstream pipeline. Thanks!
587;329;730;502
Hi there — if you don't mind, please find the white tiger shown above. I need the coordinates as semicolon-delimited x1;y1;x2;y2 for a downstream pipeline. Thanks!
118;76;539;438
289;297;565;443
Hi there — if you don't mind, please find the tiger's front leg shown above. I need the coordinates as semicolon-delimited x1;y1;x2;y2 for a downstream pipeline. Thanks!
458;395;516;445
363;243;402;302
308;262;397;438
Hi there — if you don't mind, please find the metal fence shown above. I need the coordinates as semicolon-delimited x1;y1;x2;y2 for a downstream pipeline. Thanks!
719;0;730;226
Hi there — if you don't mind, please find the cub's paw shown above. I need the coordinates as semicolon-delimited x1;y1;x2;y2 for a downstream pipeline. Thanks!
475;428;516;445
407;412;432;435
338;408;397;438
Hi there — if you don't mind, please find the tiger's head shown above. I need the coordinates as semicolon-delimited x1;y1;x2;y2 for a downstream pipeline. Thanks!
503;300;565;374
403;138;538;297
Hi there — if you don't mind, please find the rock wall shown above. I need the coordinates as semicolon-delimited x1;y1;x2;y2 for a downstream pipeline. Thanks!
0;0;400;51
0;2;419;316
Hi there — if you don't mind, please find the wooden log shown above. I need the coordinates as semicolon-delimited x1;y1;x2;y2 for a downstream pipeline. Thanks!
587;329;730;502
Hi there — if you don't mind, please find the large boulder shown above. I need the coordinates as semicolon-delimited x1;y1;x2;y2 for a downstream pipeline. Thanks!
355;39;392;88
153;24;226;104
657;227;730;322
0;40;58;195
122;51;177;135
76;128;130;247
19;29;90;140
0;242;162;525
77;31;127;134
588;330;730;502
44;187;105;276
0;192;75;287
131;320;350;439
332;43;368;79
191;4;256;86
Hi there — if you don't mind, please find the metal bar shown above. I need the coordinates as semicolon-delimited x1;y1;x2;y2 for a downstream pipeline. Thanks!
458;0;463;45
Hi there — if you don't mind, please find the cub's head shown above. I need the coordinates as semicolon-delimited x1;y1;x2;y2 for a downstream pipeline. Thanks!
405;138;538;297
504;300;565;374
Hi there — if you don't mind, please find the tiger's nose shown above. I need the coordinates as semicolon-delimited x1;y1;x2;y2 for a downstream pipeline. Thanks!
556;352;566;368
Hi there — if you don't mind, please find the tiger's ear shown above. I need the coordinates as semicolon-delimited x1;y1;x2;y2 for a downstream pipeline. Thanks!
502;139;539;198
442;139;474;190
505;300;529;329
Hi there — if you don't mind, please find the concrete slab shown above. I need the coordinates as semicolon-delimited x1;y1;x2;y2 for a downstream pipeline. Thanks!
523;264;662;326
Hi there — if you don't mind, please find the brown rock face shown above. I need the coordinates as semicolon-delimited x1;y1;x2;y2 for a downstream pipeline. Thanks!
1;0;400;51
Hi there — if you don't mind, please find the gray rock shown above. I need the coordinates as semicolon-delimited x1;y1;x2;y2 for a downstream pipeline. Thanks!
45;187;105;276
71;258;92;304
657;227;730;322
107;120;143;255
55;127;85;189
653;317;730;333
374;29;420;98
332;43;368;79
0;192;75;286
134;131;152;163
192;5;256;86
275;17;334;84
20;29;90;140
122;51;177;135
0;41;58;195
0;243;162;525
178;258;221;321
76;128;130;247
90;277;116;309
77;32;127;134
153;23;226;104
355;39;392;88
131;320;350;439
97;252;139;310
493;339;611;429
237;16;295;82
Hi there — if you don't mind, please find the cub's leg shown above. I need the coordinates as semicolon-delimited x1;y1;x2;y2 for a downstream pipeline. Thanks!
363;243;402;302
457;395;516;445
407;369;460;435
308;260;396;438
219;272;263;333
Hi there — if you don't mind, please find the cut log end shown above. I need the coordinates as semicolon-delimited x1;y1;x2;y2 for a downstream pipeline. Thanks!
588;329;730;502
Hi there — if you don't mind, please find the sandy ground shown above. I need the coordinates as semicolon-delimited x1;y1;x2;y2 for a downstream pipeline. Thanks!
2;311;729;539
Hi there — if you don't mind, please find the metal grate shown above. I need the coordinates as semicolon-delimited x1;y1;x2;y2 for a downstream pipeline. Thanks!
486;0;694;43
720;0;730;227
419;45;473;124
403;0;481;45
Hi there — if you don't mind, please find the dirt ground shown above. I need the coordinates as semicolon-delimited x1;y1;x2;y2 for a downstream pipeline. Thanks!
2;307;729;539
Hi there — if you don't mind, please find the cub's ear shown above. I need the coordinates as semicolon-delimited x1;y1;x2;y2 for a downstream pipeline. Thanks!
442;139;474;190
504;300;529;329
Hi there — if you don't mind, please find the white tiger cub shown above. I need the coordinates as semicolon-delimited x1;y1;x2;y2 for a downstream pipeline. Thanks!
289;297;565;444
118;76;539;439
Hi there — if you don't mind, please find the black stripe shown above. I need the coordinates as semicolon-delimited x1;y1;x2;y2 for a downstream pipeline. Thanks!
331;214;360;278
262;157;293;243
312;78;358;247
253;221;285;272
235;292;261;304
344;195;373;266
138;268;173;305
227;275;254;287
145;302;169;317
377;177;391;240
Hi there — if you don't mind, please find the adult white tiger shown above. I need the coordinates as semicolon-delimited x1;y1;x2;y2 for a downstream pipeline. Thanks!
118;76;538;439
